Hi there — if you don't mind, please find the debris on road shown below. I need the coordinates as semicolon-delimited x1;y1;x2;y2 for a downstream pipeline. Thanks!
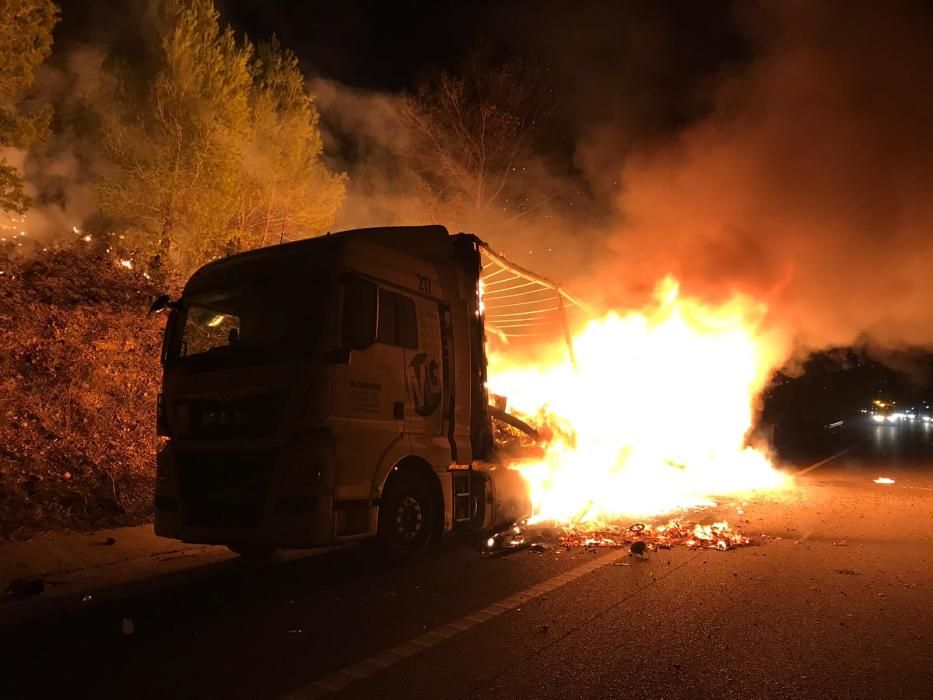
483;525;531;557
874;477;895;485
5;576;45;598
835;569;861;576
483;518;756;556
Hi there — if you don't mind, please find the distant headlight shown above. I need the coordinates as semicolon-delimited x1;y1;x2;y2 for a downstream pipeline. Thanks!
892;413;905;420
871;414;885;422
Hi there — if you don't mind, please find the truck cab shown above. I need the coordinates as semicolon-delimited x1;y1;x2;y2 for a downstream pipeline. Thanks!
153;226;531;559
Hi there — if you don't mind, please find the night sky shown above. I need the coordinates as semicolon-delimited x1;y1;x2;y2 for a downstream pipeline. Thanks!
219;0;747;144
55;0;747;148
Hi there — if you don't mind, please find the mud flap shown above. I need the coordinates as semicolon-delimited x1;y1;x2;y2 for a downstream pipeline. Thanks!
483;466;533;529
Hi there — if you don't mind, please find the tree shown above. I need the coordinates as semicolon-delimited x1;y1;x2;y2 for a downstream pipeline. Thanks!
0;0;58;215
399;47;555;223
95;0;252;273
232;38;345;248
95;1;344;274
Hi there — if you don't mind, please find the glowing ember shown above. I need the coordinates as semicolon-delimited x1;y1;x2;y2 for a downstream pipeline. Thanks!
118;259;133;270
484;518;756;555
488;277;789;523
874;477;895;484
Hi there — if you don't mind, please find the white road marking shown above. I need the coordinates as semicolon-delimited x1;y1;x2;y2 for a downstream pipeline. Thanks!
282;549;629;699
795;438;868;476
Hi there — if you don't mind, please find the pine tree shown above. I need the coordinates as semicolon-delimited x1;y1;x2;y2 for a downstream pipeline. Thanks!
0;0;58;215
95;3;345;273
233;37;345;248
96;0;252;273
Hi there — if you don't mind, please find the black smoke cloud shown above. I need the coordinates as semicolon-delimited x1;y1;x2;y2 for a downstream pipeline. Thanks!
316;0;933;364
585;1;933;356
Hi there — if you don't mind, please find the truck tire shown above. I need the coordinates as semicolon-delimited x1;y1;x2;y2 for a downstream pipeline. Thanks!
377;470;436;562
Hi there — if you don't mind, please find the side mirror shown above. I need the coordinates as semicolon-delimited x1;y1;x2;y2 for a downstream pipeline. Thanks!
149;294;172;315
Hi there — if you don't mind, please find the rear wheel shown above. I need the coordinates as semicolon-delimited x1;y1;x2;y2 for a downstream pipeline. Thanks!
377;470;436;562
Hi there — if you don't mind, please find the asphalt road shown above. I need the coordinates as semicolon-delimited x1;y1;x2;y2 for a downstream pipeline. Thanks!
3;420;932;700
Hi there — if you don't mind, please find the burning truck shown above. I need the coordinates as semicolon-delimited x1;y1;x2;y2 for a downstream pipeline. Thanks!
149;225;568;560
150;224;788;560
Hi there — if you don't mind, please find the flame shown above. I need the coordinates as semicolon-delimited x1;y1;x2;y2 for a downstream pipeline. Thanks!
488;277;789;523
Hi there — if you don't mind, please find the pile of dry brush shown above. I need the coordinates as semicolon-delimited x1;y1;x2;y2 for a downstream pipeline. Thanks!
0;246;166;539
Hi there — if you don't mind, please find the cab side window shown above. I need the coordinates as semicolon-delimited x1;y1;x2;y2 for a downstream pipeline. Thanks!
341;277;377;350
377;289;418;349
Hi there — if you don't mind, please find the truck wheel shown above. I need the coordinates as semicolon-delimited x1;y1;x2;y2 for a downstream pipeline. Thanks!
377;471;436;562
227;544;276;561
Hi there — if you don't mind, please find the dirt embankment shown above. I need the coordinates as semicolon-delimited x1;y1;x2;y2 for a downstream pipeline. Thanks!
0;247;166;540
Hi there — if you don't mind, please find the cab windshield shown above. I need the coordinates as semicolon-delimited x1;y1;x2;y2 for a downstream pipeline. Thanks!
167;277;332;366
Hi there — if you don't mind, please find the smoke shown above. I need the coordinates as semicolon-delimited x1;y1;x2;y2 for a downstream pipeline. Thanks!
588;1;933;358
309;74;599;287
16;45;106;244
308;77;427;230
16;1;933;365
309;1;933;369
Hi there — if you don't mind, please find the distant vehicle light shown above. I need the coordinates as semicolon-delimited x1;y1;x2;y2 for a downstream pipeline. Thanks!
874;477;895;485
871;414;885;423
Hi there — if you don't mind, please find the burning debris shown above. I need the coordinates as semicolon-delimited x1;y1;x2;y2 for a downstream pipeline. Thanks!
487;278;790;526
481;273;789;559
484;518;755;557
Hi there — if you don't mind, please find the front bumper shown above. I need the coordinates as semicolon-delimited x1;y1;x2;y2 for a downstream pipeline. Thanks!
154;436;336;549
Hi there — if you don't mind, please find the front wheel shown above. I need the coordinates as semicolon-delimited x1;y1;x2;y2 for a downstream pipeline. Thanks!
377;471;436;563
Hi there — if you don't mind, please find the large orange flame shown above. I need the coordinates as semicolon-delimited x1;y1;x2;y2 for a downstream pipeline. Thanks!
487;277;790;523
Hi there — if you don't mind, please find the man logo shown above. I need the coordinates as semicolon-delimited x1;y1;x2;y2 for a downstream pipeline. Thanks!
408;352;441;416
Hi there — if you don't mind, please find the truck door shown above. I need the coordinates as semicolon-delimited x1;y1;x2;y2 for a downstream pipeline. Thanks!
331;277;407;519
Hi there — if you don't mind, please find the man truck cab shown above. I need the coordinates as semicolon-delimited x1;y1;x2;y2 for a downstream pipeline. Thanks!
153;226;531;559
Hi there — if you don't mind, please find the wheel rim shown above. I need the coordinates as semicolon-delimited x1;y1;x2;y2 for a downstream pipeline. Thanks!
395;495;424;540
